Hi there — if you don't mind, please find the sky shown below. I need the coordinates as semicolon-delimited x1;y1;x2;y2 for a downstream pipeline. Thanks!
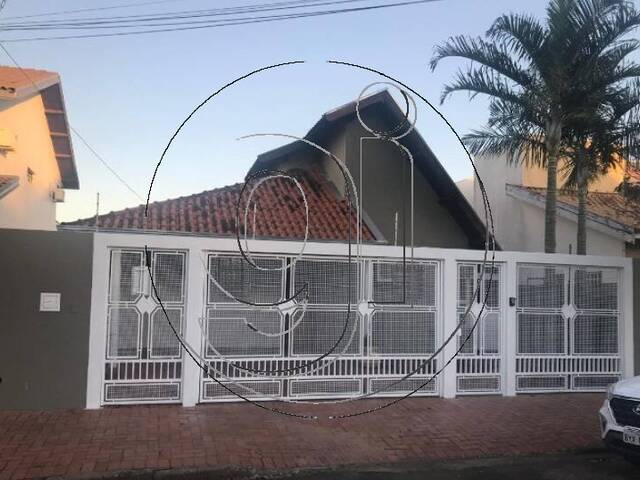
1;0;552;222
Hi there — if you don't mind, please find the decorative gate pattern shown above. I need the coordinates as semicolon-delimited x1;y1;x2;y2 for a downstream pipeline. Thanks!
200;254;439;402
104;249;186;404
456;263;503;394
515;264;621;392
95;239;628;406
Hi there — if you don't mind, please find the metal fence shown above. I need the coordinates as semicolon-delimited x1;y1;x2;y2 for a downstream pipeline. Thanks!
86;233;633;407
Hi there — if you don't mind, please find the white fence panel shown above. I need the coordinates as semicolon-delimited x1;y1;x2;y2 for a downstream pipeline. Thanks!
85;233;633;408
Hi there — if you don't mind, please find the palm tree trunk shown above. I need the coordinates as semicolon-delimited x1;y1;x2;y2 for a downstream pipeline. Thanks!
576;153;588;255
544;119;562;254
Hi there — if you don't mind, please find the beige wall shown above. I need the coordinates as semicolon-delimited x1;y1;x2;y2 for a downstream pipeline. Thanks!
0;93;60;231
462;154;627;256
524;160;626;192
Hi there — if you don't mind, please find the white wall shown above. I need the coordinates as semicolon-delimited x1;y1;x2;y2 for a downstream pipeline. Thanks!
0;93;59;231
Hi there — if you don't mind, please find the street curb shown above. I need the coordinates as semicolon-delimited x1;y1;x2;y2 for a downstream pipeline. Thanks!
43;447;611;480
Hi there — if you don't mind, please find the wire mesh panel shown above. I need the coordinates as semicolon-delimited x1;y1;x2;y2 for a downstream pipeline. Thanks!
103;248;187;405
205;308;283;357
573;315;618;355
203;380;281;401
107;307;140;359
573;268;618;311
289;310;361;356
369;377;437;396
208;254;285;305
152;252;186;304
108;250;144;303
371;261;436;306
150;308;182;358
517;313;566;354
516;264;620;393
517;265;567;309
370;311;436;355
289;379;362;397
293;258;360;305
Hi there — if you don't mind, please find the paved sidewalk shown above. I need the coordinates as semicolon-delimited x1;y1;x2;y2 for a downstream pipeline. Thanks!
0;394;605;479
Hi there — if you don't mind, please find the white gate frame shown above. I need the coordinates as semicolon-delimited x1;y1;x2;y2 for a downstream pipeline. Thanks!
86;231;633;408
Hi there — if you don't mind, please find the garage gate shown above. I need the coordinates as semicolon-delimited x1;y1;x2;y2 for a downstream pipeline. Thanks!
91;236;629;406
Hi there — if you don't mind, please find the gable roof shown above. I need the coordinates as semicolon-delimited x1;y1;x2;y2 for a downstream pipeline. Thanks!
249;90;493;249
506;184;640;239
0;65;59;99
62;168;376;242
0;65;78;189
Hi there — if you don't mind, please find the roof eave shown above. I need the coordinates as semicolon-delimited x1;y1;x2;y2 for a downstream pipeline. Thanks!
506;184;635;242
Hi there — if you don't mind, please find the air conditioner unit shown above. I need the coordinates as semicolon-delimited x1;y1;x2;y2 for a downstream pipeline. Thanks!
0;128;15;151
51;188;65;203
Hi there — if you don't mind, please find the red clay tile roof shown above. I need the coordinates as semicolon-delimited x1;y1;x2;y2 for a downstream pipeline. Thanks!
626;166;640;184
63;169;376;242
509;184;640;234
0;65;59;98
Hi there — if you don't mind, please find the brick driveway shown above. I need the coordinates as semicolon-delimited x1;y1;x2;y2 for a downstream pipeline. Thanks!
0;394;606;479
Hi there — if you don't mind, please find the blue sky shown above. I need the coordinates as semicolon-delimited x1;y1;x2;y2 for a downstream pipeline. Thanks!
2;0;550;222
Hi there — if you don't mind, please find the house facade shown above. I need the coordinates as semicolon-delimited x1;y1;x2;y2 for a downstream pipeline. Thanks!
64;91;489;251
0;66;78;231
457;155;640;257
1;89;635;411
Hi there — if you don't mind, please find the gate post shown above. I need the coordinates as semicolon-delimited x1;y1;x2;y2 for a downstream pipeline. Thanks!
622;258;634;379
86;233;109;409
441;254;457;399
182;247;206;407
503;256;517;396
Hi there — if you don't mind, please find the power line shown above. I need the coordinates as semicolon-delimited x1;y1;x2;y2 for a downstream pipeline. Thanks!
0;0;441;42
0;1;377;32
0;0;365;27
0;0;187;21
0;42;145;201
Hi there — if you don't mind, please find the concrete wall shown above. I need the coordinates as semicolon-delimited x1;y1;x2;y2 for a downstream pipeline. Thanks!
0;94;60;231
466;154;626;256
635;258;640;375
320;111;471;248
0;229;93;409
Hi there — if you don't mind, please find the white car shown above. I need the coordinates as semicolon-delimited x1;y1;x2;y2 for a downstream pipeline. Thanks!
600;376;640;463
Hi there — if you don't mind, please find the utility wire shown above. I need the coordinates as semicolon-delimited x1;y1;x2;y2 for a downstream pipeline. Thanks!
0;1;379;32
0;0;367;27
0;0;187;20
0;42;145;201
0;0;440;42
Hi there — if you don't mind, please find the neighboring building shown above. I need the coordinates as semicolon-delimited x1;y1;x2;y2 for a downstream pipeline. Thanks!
0;65;78;231
64;90;489;249
458;155;640;257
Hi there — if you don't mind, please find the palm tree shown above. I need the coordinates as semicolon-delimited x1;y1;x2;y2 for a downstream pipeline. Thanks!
561;81;640;254
430;0;640;253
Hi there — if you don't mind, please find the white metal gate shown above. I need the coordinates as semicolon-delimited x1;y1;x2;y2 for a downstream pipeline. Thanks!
90;234;631;407
200;254;440;402
103;248;186;404
456;263;503;394
515;264;621;392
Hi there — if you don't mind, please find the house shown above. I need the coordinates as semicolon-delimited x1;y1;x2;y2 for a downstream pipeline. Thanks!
2;89;635;412
64;90;489;250
458;155;640;257
0;65;78;231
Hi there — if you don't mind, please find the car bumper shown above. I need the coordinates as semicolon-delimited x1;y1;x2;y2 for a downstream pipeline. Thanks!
599;399;640;459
